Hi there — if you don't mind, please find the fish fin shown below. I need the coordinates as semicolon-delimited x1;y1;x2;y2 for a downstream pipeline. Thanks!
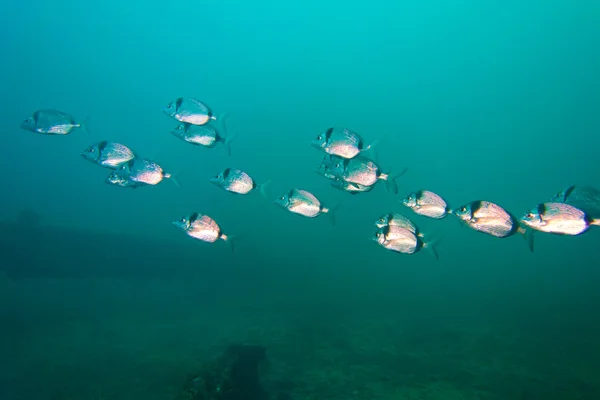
217;112;235;156
562;184;576;202
325;201;342;226
364;139;380;152
590;219;600;227
164;172;181;188
384;167;408;195
220;233;237;253
258;180;272;200
423;237;441;261
517;226;535;252
79;116;91;135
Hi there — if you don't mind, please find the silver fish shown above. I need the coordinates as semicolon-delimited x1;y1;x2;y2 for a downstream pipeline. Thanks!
373;225;437;259
105;170;146;188
210;168;270;197
275;189;335;222
550;184;600;218
21;109;87;135
402;190;450;219
373;213;417;233
172;212;234;252
329;156;400;194
118;158;174;186
162;97;217;126
454;200;533;252
520;202;600;236
81;141;135;169
311;127;372;159
171;115;233;155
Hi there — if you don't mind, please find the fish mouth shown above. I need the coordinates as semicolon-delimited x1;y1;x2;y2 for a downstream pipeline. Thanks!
310;140;324;149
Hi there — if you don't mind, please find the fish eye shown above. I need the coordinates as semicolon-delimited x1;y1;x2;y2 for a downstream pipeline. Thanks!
525;212;534;219
460;207;466;212
316;135;322;140
379;218;385;223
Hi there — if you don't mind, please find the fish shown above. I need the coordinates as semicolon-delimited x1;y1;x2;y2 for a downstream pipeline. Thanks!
172;212;235;252
373;213;417;233
550;184;600;218
162;97;219;126
402;190;451;219
328;156;402;194
311;127;374;159
105;170;146;188
275;189;338;224
170;113;234;156
210;168;270;198
20;109;87;135
373;224;438;259
117;158;177;186
81;141;135;169
520;202;600;236
454;200;533;252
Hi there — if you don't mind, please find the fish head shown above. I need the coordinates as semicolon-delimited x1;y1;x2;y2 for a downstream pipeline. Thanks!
81;143;101;162
374;214;392;228
520;207;543;229
20;114;37;132
329;160;346;175
172;215;192;232
311;128;332;150
321;154;339;168
454;204;473;222
170;123;188;138
162;100;178;118
402;193;418;208
373;227;388;245
274;192;291;209
209;171;226;187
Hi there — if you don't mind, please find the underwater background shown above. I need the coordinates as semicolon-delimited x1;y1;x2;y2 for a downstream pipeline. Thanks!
2;0;600;399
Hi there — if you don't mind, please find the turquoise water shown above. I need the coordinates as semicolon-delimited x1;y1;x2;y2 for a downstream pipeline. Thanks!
2;1;600;399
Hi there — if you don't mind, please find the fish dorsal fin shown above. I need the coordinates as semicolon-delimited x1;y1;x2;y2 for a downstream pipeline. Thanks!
324;127;334;144
223;168;231;180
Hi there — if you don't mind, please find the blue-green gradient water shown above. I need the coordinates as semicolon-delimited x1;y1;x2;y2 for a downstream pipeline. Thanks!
2;1;600;399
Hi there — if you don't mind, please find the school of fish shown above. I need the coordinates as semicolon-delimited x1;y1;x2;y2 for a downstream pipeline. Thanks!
20;101;600;257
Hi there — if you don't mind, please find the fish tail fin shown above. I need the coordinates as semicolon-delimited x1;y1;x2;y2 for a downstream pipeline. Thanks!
165;172;181;188
220;233;237;253
590;219;600;227
517;226;535;252
423;236;441;261
80;116;91;135
258;180;272;200
385;167;408;195
217;112;236;156
365;139;380;152
324;201;342;226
